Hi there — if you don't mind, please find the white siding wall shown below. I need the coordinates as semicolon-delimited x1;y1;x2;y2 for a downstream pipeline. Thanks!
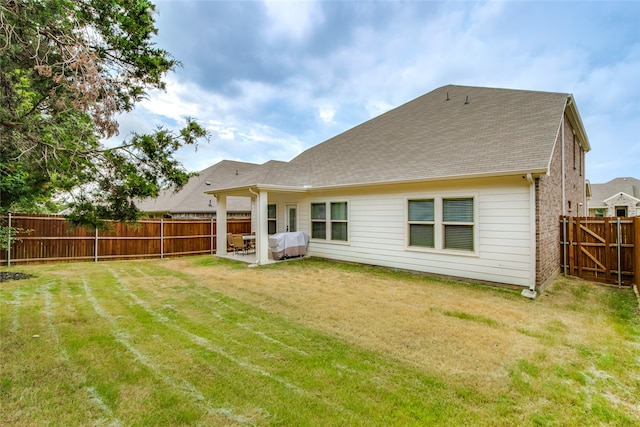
279;176;533;287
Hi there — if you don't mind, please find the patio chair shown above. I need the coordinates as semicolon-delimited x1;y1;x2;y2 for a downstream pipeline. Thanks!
232;234;248;255
226;233;235;252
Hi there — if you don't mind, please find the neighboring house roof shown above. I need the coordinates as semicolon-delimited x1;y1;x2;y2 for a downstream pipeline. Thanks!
589;177;640;208
208;84;590;193
136;160;256;215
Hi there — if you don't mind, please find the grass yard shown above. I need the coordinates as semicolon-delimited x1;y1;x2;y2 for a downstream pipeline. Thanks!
1;256;639;426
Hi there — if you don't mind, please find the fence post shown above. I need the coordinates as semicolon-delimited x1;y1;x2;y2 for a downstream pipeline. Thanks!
94;227;98;262
7;212;12;267
634;217;640;291
617;217;622;286
210;217;214;255
160;218;164;259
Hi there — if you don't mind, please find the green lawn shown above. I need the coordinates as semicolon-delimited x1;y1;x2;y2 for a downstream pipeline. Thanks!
1;256;639;426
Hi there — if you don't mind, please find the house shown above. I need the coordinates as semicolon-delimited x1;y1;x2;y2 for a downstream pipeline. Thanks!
136;160;255;218
207;85;590;292
588;177;640;217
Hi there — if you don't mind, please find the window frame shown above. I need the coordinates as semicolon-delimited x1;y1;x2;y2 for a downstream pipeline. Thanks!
442;197;475;252
406;195;477;255
310;200;349;242
267;203;277;235
310;202;327;240
330;201;348;242
407;199;435;248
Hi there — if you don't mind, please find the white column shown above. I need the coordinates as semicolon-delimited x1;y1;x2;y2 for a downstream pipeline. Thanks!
216;194;227;256
256;190;269;265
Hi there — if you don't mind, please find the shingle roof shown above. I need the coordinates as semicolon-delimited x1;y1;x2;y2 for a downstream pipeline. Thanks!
207;84;585;192
136;160;255;214
589;177;640;206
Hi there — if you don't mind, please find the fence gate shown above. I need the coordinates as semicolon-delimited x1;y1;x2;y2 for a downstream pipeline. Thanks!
561;216;639;287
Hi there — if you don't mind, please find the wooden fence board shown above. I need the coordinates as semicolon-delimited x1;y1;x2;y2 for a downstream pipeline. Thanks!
561;216;637;289
1;214;251;265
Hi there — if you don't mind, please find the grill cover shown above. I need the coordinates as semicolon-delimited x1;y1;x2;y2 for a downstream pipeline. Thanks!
268;231;309;260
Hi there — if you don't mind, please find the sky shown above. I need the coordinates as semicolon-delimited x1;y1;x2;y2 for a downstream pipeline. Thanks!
109;0;640;184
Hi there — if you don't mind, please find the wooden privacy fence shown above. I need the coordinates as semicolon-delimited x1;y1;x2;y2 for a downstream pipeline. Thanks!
560;216;639;289
1;214;251;266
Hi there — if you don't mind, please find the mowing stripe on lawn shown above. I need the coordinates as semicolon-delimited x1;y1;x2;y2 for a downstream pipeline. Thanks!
236;322;310;356
133;264;311;357
108;265;364;421
108;267;309;396
41;281;125;427
82;277;255;425
155;268;313;356
7;289;26;333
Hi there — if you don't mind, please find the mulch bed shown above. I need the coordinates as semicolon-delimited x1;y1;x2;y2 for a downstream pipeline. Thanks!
0;272;36;282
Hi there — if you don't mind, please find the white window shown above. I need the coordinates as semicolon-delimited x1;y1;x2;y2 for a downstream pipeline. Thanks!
311;201;348;241
330;202;348;241
311;203;326;239
407;196;475;252
408;199;434;248
267;204;277;234
443;198;474;251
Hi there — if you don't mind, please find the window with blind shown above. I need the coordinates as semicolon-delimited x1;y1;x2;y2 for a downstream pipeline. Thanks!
311;201;348;241
267;204;277;234
330;202;348;241
408;199;434;248
443;198;474;251
311;203;326;239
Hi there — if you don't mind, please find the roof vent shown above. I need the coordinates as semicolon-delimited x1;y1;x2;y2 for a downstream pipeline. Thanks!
208;200;212;207
235;169;239;175
464;95;469;105
446;92;450;101
205;181;211;185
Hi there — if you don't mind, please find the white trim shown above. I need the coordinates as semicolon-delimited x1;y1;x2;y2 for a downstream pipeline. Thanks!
404;193;479;256
286;204;298;232
309;198;350;243
526;173;537;290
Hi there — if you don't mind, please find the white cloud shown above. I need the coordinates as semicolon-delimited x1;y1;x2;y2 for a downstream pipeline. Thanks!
318;104;335;123
262;0;323;43
114;0;640;183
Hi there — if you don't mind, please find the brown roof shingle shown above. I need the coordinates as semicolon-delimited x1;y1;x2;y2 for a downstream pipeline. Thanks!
590;177;640;206
136;160;255;214
207;84;584;192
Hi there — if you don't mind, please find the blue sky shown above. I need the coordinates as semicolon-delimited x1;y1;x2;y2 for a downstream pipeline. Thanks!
110;0;640;184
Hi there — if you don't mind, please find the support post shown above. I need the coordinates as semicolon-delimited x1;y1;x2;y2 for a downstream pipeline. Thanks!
250;189;269;265
216;195;227;256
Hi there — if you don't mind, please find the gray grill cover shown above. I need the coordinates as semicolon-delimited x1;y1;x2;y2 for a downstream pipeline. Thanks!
268;231;309;260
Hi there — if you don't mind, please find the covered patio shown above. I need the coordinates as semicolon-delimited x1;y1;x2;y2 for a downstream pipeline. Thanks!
210;181;308;266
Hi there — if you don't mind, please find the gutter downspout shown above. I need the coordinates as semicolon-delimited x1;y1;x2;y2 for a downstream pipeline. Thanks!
561;114;566;216
522;173;538;299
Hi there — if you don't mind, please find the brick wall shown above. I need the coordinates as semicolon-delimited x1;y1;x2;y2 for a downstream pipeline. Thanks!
535;112;587;289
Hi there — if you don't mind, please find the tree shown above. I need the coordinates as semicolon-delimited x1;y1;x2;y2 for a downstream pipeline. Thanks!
0;0;209;229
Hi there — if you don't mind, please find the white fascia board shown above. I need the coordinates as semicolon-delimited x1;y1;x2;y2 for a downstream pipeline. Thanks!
566;95;591;152
203;169;548;196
